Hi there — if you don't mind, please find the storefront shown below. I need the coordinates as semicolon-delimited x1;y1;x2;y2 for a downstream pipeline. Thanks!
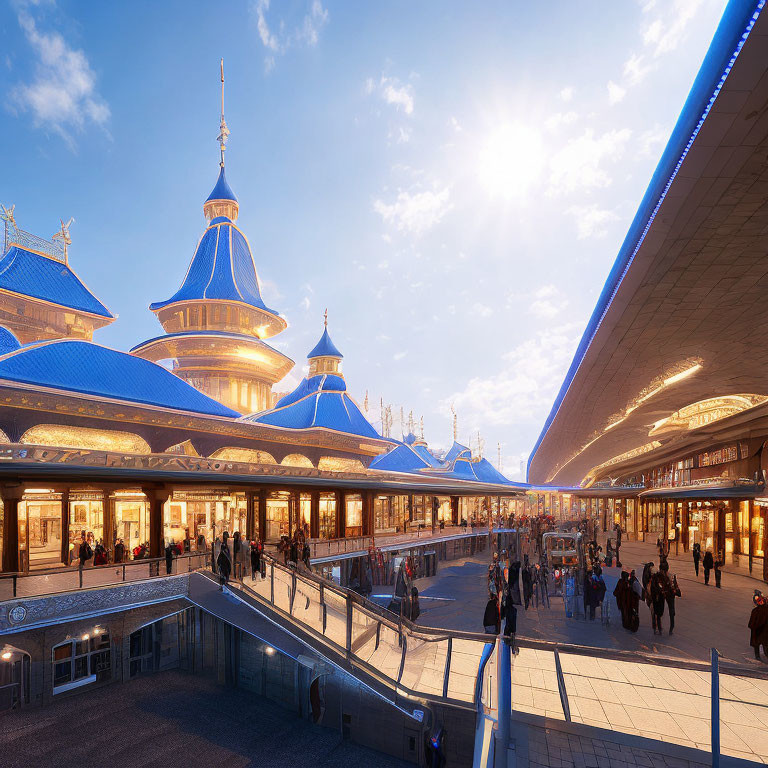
18;490;64;570
344;494;363;537
374;494;407;533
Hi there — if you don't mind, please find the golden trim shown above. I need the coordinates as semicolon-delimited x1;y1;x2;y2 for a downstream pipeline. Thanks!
0;287;114;323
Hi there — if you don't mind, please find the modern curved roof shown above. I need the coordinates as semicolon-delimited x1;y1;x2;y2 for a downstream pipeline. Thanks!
308;327;343;359
444;441;471;464
528;0;768;485
0;326;20;356
0;339;239;417
206;167;237;203
0;245;113;318
369;442;432;473
243;372;380;439
149;219;280;315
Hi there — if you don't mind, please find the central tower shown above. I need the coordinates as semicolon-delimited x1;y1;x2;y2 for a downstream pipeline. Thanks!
132;61;293;414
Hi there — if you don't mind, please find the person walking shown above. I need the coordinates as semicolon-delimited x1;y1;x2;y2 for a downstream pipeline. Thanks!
613;570;630;629
714;552;723;588
164;540;176;575
78;532;92;571
703;550;714;585
586;568;606;621
232;531;241;579
649;569;667;635
748;591;768;661
660;561;681;635
628;569;642;632
522;565;533;611
217;532;232;589
483;593;501;634
692;542;701;578
249;539;262;580
114;538;125;564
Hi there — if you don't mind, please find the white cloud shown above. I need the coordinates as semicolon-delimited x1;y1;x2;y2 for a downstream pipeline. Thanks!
607;80;626;105
559;86;574;102
472;302;493;318
548;128;632;196
373;186;452;236
642;0;706;57
544;111;578;134
300;296;311;311
530;284;567;319
567;204;620;240
11;10;110;145
442;323;583;428
623;52;652;86
251;0;328;70
393;351;407;361
367;75;414;115
638;125;667;156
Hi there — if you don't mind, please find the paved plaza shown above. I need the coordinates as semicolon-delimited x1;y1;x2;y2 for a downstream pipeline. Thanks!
416;540;765;666
0;671;410;768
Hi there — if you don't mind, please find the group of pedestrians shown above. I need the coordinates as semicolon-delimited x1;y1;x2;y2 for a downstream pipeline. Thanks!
691;543;723;587
483;553;517;640
277;526;312;571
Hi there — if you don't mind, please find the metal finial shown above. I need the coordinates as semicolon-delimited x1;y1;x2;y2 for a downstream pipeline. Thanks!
217;58;230;168
324;308;328;328
450;403;457;442
52;217;74;264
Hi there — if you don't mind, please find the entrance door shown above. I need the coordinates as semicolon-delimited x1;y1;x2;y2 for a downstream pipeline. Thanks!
20;500;63;570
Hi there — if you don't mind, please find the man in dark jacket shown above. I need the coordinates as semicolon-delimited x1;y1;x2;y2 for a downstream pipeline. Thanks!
692;543;701;578
217;533;232;589
703;550;714;585
164;541;175;575
522;566;533;610
78;532;92;571
749;592;768;660
483;594;501;634
714;553;723;588
613;571;630;629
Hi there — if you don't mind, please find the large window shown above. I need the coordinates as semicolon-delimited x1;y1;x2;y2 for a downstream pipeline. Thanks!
375;495;406;532
266;491;290;541
319;493;336;539
345;494;363;535
52;631;111;694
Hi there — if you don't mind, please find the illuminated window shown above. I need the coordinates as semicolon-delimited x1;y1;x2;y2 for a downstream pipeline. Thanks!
345;494;362;532
52;632;111;693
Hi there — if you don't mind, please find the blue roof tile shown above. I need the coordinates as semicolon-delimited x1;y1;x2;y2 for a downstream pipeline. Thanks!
0;340;239;417
0;327;20;356
0;246;113;318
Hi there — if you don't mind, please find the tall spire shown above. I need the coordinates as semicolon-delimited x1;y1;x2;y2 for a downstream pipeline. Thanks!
218;58;230;168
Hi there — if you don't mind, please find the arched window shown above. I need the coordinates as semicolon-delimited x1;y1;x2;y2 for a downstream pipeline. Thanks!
280;454;314;468
21;425;150;454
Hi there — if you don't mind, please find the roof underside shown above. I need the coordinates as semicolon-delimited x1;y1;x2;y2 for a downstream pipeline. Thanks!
528;0;768;486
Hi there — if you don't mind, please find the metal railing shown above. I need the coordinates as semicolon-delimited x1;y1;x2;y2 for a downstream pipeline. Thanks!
226;553;494;711
303;525;491;559
0;551;208;600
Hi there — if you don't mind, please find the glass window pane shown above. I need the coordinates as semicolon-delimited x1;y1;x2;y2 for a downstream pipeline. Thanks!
53;643;72;661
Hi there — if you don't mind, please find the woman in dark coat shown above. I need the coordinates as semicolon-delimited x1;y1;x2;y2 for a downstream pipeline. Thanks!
692;543;701;578
509;561;522;605
521;566;533;610
703;550;714;585
613;571;630;628
217;532;232;587
483;594;501;634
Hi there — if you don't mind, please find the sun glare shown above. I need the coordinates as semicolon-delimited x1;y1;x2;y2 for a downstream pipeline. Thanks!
476;123;545;200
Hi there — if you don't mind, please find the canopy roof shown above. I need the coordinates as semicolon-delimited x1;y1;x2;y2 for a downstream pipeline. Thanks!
0;245;113;318
528;0;768;486
243;372;380;439
0;339;239;417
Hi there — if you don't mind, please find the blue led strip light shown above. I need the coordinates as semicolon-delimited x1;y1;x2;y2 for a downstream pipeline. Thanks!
528;0;766;480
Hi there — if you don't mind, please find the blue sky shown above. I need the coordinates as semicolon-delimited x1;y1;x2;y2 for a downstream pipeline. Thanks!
0;0;730;478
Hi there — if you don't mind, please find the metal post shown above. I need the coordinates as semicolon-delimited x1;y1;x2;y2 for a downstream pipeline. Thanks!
711;647;720;768
494;636;511;768
553;648;571;722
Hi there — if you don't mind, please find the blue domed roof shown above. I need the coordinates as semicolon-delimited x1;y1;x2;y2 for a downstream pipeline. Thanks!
0;245;113;319
243;372;380;439
0;327;20;356
206;166;237;202
149;219;280;315
307;327;343;359
0;339;239;418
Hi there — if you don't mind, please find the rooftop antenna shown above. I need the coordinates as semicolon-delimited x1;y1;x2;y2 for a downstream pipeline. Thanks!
380;397;385;436
363;390;369;414
497;442;502;472
52;217;74;265
400;406;405;438
408;410;414;435
420;416;424;441
217;58;230;168
476;430;484;459
450;403;457;442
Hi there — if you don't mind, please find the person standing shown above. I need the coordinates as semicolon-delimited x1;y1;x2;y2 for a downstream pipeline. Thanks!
114;538;125;564
714;551;724;588
483;593;501;634
522;565;533;611
660;561;681;635
78;532;92;572
649;569;667;635
613;571;630;629
703;550;714;585
164;540;175;575
217;532;232;589
628;570;642;632
250;539;262;580
748;591;768;661
692;543;701;578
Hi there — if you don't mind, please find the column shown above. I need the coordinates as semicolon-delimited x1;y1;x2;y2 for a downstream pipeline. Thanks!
336;491;345;539
451;496;459;526
288;491;297;538
143;486;171;558
258;489;267;542
362;491;373;537
748;499;754;574
245;490;255;540
408;493;414;524
1;486;22;573
310;491;319;539
102;489;115;558
682;501;689;553
60;489;70;566
762;505;768;584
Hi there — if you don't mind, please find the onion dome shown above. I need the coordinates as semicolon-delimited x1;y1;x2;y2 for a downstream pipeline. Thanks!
307;316;343;377
203;167;239;222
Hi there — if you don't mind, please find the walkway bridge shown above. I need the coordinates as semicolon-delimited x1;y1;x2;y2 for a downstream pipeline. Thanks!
3;554;768;766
